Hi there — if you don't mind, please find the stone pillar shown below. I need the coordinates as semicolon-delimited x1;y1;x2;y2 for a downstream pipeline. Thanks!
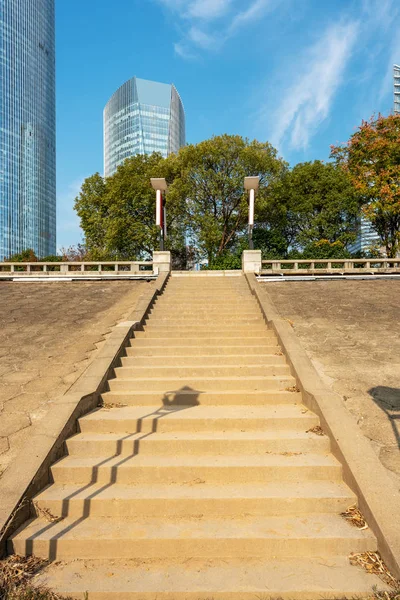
242;250;262;274
153;251;171;274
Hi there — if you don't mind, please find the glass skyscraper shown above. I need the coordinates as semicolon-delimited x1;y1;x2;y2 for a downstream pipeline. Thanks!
104;77;185;177
394;64;400;115
0;0;56;260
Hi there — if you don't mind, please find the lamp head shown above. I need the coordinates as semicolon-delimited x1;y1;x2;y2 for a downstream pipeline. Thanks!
244;176;260;191
151;178;168;191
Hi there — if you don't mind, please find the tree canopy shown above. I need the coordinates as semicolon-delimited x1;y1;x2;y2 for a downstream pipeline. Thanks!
74;135;372;264
257;160;362;256
166;135;287;265
331;114;400;257
74;153;186;260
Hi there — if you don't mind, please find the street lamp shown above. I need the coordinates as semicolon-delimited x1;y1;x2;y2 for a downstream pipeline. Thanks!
150;178;168;251
244;176;260;250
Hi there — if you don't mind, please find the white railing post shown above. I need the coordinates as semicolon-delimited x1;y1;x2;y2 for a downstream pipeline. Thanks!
242;250;262;274
153;251;171;273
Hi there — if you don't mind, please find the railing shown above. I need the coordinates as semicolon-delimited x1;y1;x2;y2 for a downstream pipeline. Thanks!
261;258;400;276
0;261;156;278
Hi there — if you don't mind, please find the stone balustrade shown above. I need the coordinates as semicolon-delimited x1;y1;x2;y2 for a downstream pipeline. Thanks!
0;260;156;278
261;258;400;275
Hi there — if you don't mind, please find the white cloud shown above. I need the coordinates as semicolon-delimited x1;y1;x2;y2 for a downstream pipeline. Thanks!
157;0;231;20
361;0;396;29
157;0;185;10
156;0;273;58
188;26;218;49
229;0;271;34
268;21;359;151
174;42;197;60
187;0;233;20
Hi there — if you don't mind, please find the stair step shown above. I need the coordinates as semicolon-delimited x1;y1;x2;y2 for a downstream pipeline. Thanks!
125;344;280;355
121;354;287;366
149;309;261;317
30;556;389;599
158;301;258;307
79;404;315;433
139;328;269;337
144;321;266;327
107;375;296;392
50;453;341;484
113;364;291;378
9;514;376;560
160;298;253;302
100;390;301;406
33;480;356;518
67;430;326;457
128;339;279;349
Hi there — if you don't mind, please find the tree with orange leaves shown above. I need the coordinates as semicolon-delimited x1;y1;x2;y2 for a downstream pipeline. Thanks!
331;114;400;257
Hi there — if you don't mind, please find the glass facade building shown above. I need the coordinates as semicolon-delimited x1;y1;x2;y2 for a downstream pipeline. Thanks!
348;216;380;255
394;64;400;115
0;0;56;260
104;77;185;177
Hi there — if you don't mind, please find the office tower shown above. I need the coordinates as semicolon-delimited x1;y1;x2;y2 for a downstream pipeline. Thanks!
104;77;186;178
348;218;380;255
394;64;400;115
0;0;56;259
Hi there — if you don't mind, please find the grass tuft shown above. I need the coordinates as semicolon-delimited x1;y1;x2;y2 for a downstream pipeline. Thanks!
0;555;72;600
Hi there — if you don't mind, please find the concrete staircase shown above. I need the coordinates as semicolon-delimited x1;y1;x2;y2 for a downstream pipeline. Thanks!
9;275;385;598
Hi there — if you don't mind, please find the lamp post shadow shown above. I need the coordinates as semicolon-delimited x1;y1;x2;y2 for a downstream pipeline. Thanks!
368;385;400;450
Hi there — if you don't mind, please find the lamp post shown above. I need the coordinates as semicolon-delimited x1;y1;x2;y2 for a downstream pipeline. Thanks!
244;176;260;250
150;178;168;251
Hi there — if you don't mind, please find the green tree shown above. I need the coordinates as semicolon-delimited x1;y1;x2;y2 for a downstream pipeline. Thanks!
74;153;187;260
74;173;107;255
266;160;361;252
289;240;351;259
167;135;287;266
5;249;38;262
331;114;400;257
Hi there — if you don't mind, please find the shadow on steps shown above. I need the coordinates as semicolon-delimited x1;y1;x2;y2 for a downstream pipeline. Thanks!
24;386;201;561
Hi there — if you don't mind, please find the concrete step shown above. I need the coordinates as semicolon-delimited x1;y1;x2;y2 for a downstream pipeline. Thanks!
30;556;389;599
120;354;287;366
162;284;248;289
145;318;265;326
100;390;302;406
66;431;327;457
50;453;341;484
9;514;376;560
141;325;268;335
157;301;258;308
33;480;356;518
163;283;248;288
113;364;291;379
134;331;274;339
125;344;280;355
128;338;279;349
79;405;317;434
149;308;261;317
107;375;296;392
156;297;254;304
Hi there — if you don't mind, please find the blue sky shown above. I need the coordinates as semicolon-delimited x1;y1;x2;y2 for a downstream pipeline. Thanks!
56;0;400;249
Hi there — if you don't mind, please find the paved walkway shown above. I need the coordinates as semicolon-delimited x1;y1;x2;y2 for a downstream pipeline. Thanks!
266;280;400;486
0;281;148;475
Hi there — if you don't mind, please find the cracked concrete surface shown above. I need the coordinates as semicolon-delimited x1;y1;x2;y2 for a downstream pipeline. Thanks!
0;281;148;475
266;280;400;488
